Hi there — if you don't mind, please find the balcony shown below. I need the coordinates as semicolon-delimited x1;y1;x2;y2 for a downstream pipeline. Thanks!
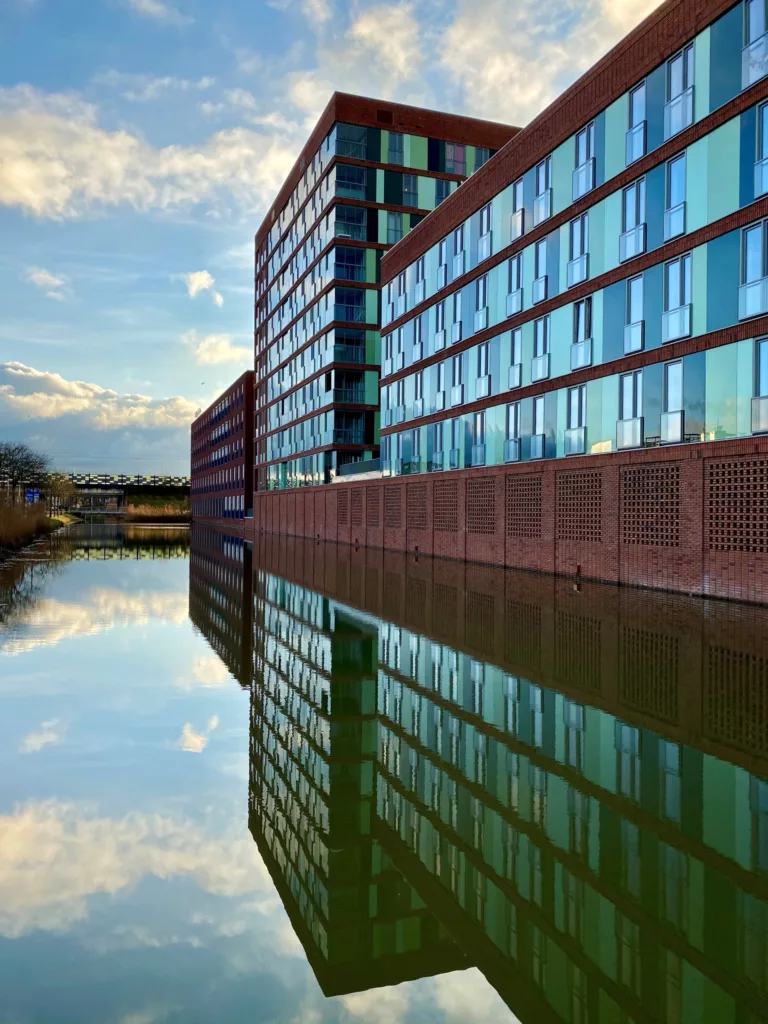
384;408;393;426
739;277;768;319
476;374;491;399
620;223;647;262
333;428;365;445
617;416;644;449
567;253;588;288
412;341;423;363
531;353;550;382
474;307;489;333
430;451;444;471
449;447;461;470
395;350;405;371
530;433;545;460
334;343;366;364
565;426;586;455
334;387;366;404
756;157;768;198
624;321;645;354
396;294;406;317
661;410;684;444
662;304;692;343
471;443;486;466
664;202;686;240
570;338;592;370
532;275;548;304
415;279;426;304
434;329;446;351
743;32;768;89
506;289;523;317
453;252;465;279
451;384;464;407
335;222;366;241
572;157;595;201
394;458;404;476
412;398;423;419
504;438;521;463
395;404;406;424
510;208;524;241
435;390;446;411
664;86;694;139
451;321;463;344
533;188;552;226
625;121;647;165
383;357;393;377
335;303;366;324
477;232;492;262
437;264;447;289
753;395;768;433
509;363;522;390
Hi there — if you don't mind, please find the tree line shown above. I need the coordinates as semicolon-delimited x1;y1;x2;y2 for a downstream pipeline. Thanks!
0;442;78;506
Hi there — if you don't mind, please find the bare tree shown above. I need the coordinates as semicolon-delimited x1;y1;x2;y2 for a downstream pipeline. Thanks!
0;442;51;504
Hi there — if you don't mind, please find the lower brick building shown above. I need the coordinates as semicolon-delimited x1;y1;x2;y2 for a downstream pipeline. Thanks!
191;371;253;520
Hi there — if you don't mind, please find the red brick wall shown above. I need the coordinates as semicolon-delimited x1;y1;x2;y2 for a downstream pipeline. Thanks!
251;435;768;604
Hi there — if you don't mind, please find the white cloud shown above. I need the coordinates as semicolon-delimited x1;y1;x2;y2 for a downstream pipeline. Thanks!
178;715;219;753
20;719;67;754
25;266;68;301
0;86;299;220
0;800;270;937
176;654;233;691
341;986;409;1024
181;330;251;366
0;361;198;430
125;0;193;28
182;269;224;308
94;70;215;102
348;3;421;81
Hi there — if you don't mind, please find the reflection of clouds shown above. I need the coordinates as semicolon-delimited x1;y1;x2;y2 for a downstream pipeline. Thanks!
178;716;218;753
1;588;189;655
20;717;67;754
430;969;520;1023
341;986;409;1023
175;654;233;691
0;800;271;938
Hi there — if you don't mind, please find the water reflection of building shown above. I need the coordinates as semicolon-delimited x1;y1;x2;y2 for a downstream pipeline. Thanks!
188;525;253;686
192;529;768;1020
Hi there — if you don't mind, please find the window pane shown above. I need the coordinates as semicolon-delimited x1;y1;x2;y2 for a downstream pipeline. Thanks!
623;185;636;230
669;53;683;98
621;375;633;418
536;240;546;276
630;84;646;127
666;260;681;309
761;105;768;161
682;254;692;303
745;225;764;283
534;396;545;433
668;155;686;208
665;362;683;411
628;275;644;323
759;340;768;396
685;45;694;87
513;179;523;209
512;329;521;364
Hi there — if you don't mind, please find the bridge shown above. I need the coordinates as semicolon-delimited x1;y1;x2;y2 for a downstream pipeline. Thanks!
65;474;190;511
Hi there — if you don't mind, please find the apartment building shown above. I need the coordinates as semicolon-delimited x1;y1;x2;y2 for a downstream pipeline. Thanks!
190;370;254;520
253;93;517;493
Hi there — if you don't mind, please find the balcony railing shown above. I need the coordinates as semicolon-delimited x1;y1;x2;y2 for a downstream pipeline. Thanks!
449;448;461;470
451;321;463;344
509;363;522;390
413;398;423;418
477;232;492;262
415;279;425;304
567;253;588;288
743;32;768;89
437;264;447;289
451;384;464;407
396;294;406;317
660;410;684;444
617;416;644;449
625;121;647;165
532;275;548;304
412;341;423;363
334;303;366;323
572;157;595;201
570;338;592;370
664;202;686;240
664;86;694;139
335;222;366;241
531;353;550;382
564;426;586;455
510;208;524;242
435;390;446;411
753;395;768;433
504;438;521;463
624;321;645;354
662;304;692;343
453;252;465;279
434;329;446;351
476;374;491;399
506;289;522;317
533;188;552;226
430;452;444;471
334;343;366;364
619;223;647;262
333;428;365;445
471;443;486;466
530;433;545;460
383;357;393;377
474;307;489;332
395;350;405;371
395;404;406;423
739;277;768;319
333;387;365;404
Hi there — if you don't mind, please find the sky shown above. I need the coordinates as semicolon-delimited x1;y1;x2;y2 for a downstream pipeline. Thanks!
0;0;661;474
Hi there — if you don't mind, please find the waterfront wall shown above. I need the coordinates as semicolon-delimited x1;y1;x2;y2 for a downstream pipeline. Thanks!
251;435;768;604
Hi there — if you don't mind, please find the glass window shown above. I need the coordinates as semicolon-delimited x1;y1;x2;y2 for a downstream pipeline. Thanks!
623;179;646;230
629;83;646;127
416;256;425;283
534;395;545;434
570;213;588;258
388;132;404;165
445;143;466;175
760;103;768;161
478;342;489;377
433;421;444;452
454;225;464;253
508;254;522;291
574;297;592;342
535;239;547;278
664;254;692;310
412;428;421;457
475;147;490;168
513;178;524;211
437;361;446;392
453;290;462;322
511;328;522;365
747;0;766;43
575;123;595;166
665;361;683;412
534;316;549;356
387;211;403;244
436;179;450;205
667;153;686;209
536;156;552;196
627;275;644;324
415;371;423;400
403;173;418;207
474;411;485;445
758;338;768;396
621;371;643;418
480;204;492;235
477;274;488;309
439;238;448;266
568;385;586;428
336;163;366;198
414;314;423;345
744;223;767;283
452;355;462;387
668;45;694;99
436;301;445;332
451;417;461;449
507;402;520;439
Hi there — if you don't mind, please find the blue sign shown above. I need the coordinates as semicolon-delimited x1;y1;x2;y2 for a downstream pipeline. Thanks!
25;489;40;505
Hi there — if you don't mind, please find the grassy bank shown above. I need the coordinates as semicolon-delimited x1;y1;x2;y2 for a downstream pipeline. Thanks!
0;499;52;553
125;498;190;524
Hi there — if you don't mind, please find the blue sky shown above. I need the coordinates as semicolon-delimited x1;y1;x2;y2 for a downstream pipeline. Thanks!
0;0;659;474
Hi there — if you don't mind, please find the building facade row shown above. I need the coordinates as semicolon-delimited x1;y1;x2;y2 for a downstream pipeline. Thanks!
190;370;253;520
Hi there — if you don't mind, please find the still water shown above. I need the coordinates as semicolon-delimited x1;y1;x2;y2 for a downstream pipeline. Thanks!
1;524;767;1023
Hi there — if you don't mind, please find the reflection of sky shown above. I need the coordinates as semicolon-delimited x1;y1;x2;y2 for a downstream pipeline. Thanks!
0;548;518;1024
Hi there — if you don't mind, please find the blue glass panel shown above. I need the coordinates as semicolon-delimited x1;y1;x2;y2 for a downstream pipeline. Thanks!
707;230;741;330
709;5;743;110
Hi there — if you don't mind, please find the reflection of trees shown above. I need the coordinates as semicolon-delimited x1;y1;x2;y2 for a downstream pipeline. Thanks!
0;553;66;627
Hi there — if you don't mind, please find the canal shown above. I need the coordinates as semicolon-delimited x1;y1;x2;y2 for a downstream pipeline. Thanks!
1;522;766;1023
